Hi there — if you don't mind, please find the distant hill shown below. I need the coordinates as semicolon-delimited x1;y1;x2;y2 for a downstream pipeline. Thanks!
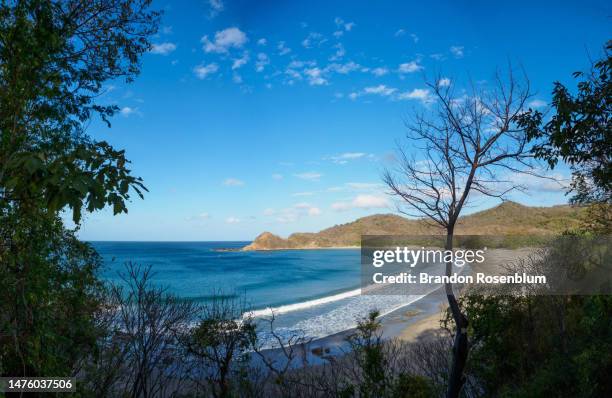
242;201;585;250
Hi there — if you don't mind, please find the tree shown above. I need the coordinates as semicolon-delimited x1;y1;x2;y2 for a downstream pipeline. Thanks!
0;0;159;221
180;296;257;398
382;70;541;397
0;0;160;379
519;41;611;204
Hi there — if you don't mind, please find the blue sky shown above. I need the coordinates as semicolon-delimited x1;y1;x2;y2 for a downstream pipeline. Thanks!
77;0;612;241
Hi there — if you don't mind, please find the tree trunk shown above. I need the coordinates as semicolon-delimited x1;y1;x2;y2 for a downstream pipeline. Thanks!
445;231;469;398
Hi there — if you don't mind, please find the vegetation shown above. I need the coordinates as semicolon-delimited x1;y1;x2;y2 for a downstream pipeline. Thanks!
519;41;611;205
0;0;159;385
0;1;609;397
244;201;586;250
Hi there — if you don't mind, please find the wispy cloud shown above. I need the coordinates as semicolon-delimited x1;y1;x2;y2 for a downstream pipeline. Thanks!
331;194;389;211
150;42;176;55
304;67;327;86
396;88;433;103
232;52;249;70
450;45;464;58
257;38;267;46
223;178;245;186
394;29;406;37
438;77;451;87
371;67;389;77
225;216;241;224
264;202;322;223
333;17;355;37
277;41;291;55
272;174;283;180
294;172;322;181
209;0;224;17
255;53;270;72
302;32;327;48
398;61;423;73
327;152;369;164
193;63;219;79
119;106;139;117
349;85;396;100
528;99;547;108
202;27;247;53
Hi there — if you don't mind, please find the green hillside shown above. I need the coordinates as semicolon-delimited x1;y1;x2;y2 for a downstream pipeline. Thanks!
243;201;585;250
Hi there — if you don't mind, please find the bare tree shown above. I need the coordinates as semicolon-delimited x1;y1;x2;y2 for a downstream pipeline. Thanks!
382;69;543;397
110;263;198;398
179;294;257;398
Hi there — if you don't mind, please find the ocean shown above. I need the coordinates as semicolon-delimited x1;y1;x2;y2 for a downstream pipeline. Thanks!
92;241;425;340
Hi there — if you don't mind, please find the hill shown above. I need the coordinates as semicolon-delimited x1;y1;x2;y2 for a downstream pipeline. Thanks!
242;201;585;250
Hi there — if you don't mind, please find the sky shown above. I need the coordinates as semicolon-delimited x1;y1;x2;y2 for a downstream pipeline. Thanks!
76;0;612;241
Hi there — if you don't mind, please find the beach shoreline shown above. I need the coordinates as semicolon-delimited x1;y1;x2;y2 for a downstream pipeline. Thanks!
253;287;449;367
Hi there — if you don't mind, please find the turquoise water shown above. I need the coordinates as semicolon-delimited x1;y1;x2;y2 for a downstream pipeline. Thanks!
92;241;424;339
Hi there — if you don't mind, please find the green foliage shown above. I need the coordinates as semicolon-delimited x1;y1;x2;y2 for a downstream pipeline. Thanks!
459;294;612;397
0;0;159;223
519;41;611;204
181;296;257;398
0;0;160;382
0;209;104;378
343;311;440;398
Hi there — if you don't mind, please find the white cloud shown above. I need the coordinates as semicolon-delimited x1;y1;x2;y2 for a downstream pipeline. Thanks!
329;43;346;61
326;61;360;74
255;53;269;72
119;107;139;117
193;63;219;79
334;17;355;32
333;152;366;160
202;27;247;53
264;202;321;223
304;67;327;86
150;42;176;55
277;41;291;55
364;85;396;96
292;191;315;197
225;216;241;224
528;99;547;108
371;67;389;77
223;178;245;186
450;45;464;58
438;77;451;87
327;152;369;164
257;38;267;46
272;173;283;180
332;194;389;211
186;212;211;222
396;88;433;103
308;207;322;216
410;33;419;43
394;29;406;37
302;32;327;48
232;73;242;84
398;61;423;73
232;52;249;70
294;172;322;181
350;85;398;100
209;0;224;17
